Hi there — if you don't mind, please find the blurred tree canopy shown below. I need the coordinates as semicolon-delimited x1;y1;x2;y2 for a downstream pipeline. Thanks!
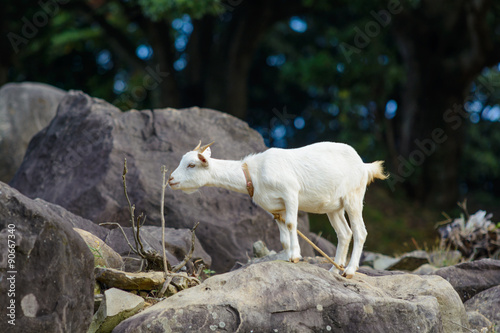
1;0;500;212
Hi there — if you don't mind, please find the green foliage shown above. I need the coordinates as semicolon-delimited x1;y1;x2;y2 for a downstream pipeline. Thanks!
462;121;500;186
135;0;222;20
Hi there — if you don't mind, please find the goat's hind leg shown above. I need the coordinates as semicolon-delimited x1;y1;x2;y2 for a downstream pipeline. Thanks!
343;189;368;279
326;210;352;274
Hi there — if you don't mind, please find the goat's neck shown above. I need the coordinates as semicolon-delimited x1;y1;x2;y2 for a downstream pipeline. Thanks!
206;159;248;195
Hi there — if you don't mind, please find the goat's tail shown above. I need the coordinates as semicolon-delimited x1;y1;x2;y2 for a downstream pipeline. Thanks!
366;160;389;185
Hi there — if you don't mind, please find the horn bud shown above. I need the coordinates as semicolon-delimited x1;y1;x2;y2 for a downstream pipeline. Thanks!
193;141;202;152
193;141;215;153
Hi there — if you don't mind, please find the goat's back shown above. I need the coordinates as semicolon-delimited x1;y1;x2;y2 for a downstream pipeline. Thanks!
246;142;368;204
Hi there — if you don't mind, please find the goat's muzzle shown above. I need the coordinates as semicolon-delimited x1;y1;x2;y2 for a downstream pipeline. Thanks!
168;176;179;188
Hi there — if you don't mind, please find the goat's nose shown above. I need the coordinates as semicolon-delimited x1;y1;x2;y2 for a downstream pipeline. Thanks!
168;176;174;182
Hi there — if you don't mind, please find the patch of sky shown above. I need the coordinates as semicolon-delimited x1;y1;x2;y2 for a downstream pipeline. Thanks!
289;16;307;33
470;113;480;124
271;124;287;141
175;35;188;52
357;105;369;117
174;54;187;71
172;14;193;53
294;117;305;129
482;105;500;122
378;55;389;65
113;71;128;94
336;63;345;73
136;44;153;60
172;14;193;34
384;99;397;119
113;80;127;94
465;100;483;113
267;54;286;67
324;103;339;116
96;49;113;71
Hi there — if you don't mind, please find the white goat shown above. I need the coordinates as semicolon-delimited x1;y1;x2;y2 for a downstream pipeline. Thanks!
169;141;387;278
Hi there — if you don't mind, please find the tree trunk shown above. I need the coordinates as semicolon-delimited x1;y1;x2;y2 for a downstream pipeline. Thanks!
194;0;307;118
390;0;500;207
145;20;181;109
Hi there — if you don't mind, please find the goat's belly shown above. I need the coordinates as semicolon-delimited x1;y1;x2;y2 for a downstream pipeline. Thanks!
298;195;342;214
254;196;286;214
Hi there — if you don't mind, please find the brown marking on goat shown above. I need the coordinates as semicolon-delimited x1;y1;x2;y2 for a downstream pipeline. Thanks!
273;213;286;224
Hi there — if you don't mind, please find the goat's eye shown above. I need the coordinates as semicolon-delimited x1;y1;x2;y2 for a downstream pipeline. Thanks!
187;163;196;169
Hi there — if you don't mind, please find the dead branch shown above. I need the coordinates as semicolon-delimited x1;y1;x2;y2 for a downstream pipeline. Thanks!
99;222;138;255
122;159;140;251
172;222;200;273
160;165;170;285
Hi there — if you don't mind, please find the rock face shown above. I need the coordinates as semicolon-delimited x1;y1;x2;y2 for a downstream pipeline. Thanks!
95;267;166;291
464;285;500;329
0;82;65;182
0;182;94;332
10;90;314;272
114;261;468;333
88;288;145;333
434;259;500;302
74;228;124;269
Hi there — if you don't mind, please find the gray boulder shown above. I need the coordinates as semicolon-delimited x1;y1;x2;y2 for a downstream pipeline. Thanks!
464;285;500;329
113;261;468;333
88;288;145;333
0;181;94;332
10;90;314;272
434;258;500;302
0;82;65;182
466;311;493;332
74;228;124;270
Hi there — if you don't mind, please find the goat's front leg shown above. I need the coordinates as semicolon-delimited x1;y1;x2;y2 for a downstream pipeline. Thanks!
273;213;291;259
284;198;301;263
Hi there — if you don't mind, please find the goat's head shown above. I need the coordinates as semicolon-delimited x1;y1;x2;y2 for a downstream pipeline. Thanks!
168;141;214;194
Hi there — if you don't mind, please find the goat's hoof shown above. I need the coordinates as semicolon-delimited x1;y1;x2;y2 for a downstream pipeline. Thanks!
329;267;340;274
290;257;300;263
342;268;356;279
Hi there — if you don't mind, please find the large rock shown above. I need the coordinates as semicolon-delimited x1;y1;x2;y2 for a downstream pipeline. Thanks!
434;259;500;302
10;90;314;272
464;285;500;329
114;261;468;333
74;228;124;269
0;181;94;332
88;288;145;333
95;267;166;291
0;82;65;182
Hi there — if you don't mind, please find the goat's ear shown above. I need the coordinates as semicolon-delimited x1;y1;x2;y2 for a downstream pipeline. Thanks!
198;153;209;167
203;147;212;158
